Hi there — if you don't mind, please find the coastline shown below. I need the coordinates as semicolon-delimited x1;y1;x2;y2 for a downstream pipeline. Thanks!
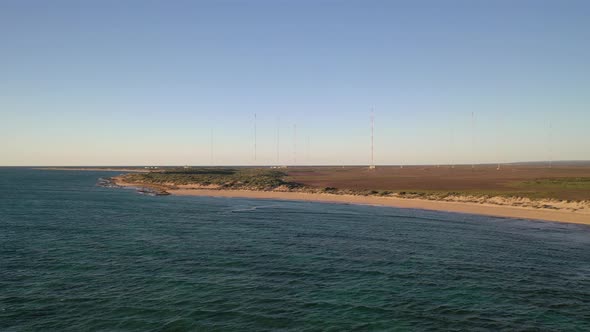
35;167;150;173
113;177;590;225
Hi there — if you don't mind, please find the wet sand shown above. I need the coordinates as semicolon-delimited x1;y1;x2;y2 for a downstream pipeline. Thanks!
168;189;590;225
112;172;590;225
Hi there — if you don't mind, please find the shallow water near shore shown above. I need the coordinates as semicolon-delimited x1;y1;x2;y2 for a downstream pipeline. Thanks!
1;168;590;330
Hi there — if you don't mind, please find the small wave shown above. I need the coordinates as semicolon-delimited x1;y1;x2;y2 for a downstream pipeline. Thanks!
230;205;279;213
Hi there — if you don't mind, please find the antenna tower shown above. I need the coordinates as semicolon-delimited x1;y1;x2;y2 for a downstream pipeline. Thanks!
276;117;280;165
497;114;501;170
210;128;213;166
547;120;553;168
471;112;475;170
370;109;375;169
254;113;257;162
306;135;310;164
451;124;455;168
293;124;297;165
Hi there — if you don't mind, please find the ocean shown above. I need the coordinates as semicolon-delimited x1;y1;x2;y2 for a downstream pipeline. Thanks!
1;168;589;331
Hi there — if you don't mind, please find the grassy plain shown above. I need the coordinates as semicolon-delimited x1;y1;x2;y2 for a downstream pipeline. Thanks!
121;165;590;201
285;165;590;201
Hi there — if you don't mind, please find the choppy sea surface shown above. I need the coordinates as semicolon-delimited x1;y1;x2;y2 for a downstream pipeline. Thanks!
1;168;589;331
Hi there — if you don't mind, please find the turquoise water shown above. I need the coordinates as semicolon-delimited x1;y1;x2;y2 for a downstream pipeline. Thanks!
1;168;589;331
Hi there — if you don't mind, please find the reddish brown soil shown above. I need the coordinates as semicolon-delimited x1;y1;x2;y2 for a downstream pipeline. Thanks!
285;165;590;200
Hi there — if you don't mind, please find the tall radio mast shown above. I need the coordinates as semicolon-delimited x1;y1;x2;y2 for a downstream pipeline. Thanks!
471;112;475;170
210;128;214;166
547;120;553;168
293;124;297;165
370;109;375;169
254;113;257;162
276;117;280;165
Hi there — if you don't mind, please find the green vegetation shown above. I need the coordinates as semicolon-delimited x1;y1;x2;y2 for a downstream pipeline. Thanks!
386;183;589;201
320;178;590;201
124;167;301;191
511;178;590;190
393;190;547;200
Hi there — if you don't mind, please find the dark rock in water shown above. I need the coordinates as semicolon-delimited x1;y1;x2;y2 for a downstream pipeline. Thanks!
97;177;121;188
97;177;169;196
136;187;170;196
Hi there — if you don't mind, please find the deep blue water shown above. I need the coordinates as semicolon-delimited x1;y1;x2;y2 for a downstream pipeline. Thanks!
1;168;589;331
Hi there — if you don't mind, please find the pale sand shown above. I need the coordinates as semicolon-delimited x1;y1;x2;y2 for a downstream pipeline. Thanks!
167;189;590;225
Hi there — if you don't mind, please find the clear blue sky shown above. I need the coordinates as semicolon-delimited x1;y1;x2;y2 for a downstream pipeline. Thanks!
1;0;589;166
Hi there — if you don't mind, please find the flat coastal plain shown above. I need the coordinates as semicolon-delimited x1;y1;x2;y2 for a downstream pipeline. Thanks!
286;165;590;201
110;164;590;225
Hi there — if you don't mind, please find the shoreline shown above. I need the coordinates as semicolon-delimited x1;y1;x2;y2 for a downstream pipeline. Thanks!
35;167;150;173
113;178;590;225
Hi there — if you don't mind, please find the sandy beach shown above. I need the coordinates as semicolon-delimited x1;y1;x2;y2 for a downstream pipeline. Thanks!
113;177;590;225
